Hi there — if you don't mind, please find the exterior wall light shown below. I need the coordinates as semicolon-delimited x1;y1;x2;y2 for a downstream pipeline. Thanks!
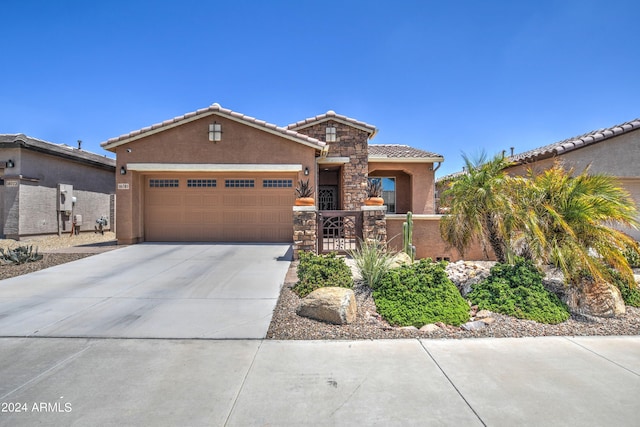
209;122;222;142
120;166;127;175
326;126;336;142
304;167;309;176
5;160;14;168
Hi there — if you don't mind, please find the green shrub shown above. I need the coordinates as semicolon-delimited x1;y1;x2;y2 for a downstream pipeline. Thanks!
623;244;640;268
373;259;469;327
468;258;570;324
348;238;395;290
0;245;43;265
608;268;640;307
293;251;354;297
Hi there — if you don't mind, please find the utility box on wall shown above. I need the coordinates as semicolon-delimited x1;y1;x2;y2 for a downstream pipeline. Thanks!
57;184;73;212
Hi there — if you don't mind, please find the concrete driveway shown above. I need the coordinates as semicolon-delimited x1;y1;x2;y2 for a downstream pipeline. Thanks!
0;243;292;339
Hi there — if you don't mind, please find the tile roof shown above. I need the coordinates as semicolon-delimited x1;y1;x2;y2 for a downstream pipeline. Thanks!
287;110;378;137
369;144;443;160
101;103;326;151
0;134;115;167
510;117;640;163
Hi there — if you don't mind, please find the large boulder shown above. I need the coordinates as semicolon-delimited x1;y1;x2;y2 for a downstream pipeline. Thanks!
389;252;412;269
565;279;626;318
296;287;357;325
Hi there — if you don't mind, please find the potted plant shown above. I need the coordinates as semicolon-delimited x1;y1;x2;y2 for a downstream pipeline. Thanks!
295;179;315;206
364;179;384;206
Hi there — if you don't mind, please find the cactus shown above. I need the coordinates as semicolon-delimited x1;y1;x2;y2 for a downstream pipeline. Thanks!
403;211;415;262
0;245;44;265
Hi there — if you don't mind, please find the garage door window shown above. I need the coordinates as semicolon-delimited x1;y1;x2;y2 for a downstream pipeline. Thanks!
187;179;217;188
263;179;293;188
225;179;255;188
150;179;179;188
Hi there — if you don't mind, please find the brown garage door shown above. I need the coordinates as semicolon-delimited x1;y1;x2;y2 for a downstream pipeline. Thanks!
144;173;296;242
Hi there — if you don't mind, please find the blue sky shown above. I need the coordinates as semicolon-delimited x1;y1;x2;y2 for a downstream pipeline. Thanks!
2;0;638;177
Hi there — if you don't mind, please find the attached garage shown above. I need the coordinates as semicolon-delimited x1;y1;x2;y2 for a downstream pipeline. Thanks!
143;172;296;242
101;103;325;245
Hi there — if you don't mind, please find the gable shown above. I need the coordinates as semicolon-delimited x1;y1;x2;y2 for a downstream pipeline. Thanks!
101;103;325;152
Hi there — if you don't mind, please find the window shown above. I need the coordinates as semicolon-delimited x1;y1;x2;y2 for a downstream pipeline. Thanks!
225;179;255;188
187;179;217;188
369;177;396;213
150;179;179;188
263;179;293;188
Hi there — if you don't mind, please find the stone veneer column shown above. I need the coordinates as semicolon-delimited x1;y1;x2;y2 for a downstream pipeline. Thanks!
361;206;387;243
293;206;317;259
293;120;370;210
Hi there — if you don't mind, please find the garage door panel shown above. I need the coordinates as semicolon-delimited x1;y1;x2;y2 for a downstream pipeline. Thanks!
145;174;296;242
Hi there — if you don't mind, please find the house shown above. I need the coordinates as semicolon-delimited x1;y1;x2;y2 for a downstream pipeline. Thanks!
100;103;447;255
436;117;640;250
507;118;640;240
0;134;116;239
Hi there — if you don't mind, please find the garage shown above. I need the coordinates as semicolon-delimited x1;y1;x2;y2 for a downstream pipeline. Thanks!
144;172;296;242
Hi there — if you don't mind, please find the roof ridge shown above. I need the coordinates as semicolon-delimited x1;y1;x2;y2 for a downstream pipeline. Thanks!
286;110;378;136
101;103;326;150
510;117;640;162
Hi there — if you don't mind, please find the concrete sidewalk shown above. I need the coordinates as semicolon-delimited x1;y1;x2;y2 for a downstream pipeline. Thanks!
1;336;638;426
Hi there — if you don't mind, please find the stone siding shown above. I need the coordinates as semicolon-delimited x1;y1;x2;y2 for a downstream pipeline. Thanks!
362;206;387;243
293;206;317;259
297;120;370;210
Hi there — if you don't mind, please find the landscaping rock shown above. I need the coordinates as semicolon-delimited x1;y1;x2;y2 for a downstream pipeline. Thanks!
419;324;440;333
565;279;626;318
475;309;492;319
297;287;357;325
480;317;495;325
461;320;488;331
399;326;418;331
446;261;494;296
389;252;412;269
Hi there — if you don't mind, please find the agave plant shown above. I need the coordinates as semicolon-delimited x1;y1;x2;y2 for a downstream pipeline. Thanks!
0;245;44;265
295;179;313;198
366;179;383;198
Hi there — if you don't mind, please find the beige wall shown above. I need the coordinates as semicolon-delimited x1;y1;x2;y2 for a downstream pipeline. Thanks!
387;215;492;261
508;130;640;240
369;162;437;214
114;114;318;244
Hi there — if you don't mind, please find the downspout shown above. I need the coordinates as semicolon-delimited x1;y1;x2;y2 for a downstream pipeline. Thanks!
433;162;441;173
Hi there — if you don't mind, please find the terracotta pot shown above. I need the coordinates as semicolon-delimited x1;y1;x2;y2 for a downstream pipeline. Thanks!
295;197;315;206
364;197;384;206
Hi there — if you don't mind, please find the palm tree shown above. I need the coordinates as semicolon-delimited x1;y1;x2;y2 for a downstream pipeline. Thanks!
514;162;639;316
440;153;514;262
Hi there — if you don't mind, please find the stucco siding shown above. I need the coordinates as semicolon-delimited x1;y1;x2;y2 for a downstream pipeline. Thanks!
17;184;112;236
114;114;318;244
387;215;492;262
19;149;114;193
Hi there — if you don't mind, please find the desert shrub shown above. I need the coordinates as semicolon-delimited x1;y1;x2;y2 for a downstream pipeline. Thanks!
0;245;43;265
373;259;469;327
348;238;395;290
608;268;640;307
468;258;570;324
623;244;640;268
293;251;353;297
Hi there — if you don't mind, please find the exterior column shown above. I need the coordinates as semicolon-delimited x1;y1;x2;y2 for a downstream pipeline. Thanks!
293;206;317;259
361;205;387;243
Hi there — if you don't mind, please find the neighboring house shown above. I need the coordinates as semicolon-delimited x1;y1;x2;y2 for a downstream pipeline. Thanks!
507;117;640;240
0;134;116;239
436;117;640;246
100;103;447;253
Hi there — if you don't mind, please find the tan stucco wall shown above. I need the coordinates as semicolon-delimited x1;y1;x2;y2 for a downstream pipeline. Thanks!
114;114;318;244
508;130;640;240
369;162;437;214
387;215;492;261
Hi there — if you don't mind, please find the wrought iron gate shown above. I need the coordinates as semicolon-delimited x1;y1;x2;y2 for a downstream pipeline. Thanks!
318;210;363;254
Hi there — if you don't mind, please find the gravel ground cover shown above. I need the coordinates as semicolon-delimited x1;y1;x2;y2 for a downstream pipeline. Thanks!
266;260;640;340
0;232;116;281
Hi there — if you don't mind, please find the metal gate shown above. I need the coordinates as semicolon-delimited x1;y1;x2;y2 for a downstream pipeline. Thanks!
318;210;363;254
